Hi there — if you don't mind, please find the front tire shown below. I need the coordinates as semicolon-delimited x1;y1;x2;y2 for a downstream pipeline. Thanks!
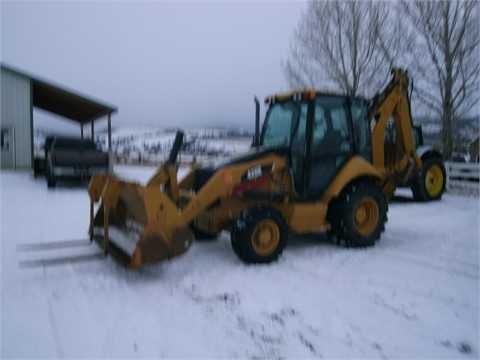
411;157;446;201
231;206;288;264
327;180;388;248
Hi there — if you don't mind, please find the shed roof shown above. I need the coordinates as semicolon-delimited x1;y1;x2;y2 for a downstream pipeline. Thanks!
1;63;117;125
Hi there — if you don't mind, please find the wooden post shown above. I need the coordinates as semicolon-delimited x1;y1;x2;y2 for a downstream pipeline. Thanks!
103;202;109;255
80;124;84;140
107;112;112;150
91;120;95;141
107;112;113;173
89;200;94;241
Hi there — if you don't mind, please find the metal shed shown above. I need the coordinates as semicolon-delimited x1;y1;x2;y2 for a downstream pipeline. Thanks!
1;63;117;169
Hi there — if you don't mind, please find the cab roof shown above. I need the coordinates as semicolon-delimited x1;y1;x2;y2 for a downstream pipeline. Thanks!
264;89;366;105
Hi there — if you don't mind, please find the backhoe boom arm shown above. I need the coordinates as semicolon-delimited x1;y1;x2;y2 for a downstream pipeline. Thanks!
369;68;422;197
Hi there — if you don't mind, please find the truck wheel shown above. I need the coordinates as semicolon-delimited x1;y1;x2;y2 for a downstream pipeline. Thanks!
46;166;56;188
231;206;287;264
328;180;388;248
33;162;38;178
411;157;446;201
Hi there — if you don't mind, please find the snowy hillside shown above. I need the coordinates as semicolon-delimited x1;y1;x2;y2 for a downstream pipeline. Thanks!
1;166;478;358
34;125;254;164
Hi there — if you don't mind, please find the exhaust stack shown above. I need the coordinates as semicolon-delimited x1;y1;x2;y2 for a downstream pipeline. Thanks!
254;96;260;147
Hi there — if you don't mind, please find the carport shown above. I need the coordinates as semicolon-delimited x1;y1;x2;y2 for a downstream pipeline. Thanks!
1;64;117;169
32;76;117;146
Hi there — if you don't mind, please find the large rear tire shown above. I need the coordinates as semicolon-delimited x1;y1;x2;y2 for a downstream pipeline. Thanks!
327;180;388;248
411;156;446;201
231;206;288;264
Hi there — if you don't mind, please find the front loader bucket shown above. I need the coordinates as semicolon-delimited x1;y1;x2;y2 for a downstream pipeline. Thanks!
89;175;194;268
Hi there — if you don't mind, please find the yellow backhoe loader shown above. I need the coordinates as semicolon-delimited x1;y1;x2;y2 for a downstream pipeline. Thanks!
20;68;445;268
86;67;447;268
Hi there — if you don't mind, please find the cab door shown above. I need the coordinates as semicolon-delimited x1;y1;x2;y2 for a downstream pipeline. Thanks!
289;103;309;196
305;96;352;198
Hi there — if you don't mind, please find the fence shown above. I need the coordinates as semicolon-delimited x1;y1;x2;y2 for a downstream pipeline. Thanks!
445;161;480;189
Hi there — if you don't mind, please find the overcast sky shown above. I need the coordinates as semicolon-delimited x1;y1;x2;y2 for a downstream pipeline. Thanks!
1;1;307;131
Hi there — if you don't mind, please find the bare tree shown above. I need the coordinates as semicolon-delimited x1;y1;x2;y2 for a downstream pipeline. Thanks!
283;1;411;97
401;0;480;160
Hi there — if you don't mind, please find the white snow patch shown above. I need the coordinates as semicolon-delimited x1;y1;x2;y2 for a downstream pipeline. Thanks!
93;224;141;257
1;168;479;358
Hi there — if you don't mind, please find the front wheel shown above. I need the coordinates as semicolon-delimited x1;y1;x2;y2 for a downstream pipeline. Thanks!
327;180;388;248
231;206;288;264
411;157;446;201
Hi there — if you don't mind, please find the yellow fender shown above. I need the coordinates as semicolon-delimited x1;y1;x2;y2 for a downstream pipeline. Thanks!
322;156;382;202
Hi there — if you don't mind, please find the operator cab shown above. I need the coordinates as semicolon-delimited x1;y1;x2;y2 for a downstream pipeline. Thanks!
260;91;372;199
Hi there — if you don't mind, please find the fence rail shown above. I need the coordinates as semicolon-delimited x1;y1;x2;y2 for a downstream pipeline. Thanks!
445;161;480;189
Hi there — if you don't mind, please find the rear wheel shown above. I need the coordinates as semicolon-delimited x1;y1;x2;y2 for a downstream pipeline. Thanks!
327;180;388;248
231;206;287;264
411;157;446;201
46;165;56;188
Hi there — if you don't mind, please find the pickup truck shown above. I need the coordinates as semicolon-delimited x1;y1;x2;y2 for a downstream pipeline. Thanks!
43;136;109;188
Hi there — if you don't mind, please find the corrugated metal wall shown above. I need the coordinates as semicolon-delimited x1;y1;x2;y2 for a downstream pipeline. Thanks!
1;68;32;169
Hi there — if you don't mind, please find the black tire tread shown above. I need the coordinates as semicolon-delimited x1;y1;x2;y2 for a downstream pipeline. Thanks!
327;179;388;248
411;156;446;201
231;206;288;264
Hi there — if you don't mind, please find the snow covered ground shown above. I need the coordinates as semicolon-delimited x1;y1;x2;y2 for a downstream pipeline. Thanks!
1;166;479;358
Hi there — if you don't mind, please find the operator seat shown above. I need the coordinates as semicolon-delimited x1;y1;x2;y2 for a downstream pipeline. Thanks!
307;111;342;197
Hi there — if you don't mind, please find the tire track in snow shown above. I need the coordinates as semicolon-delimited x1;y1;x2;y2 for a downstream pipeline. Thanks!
381;251;479;280
373;292;418;321
183;282;324;358
236;307;323;358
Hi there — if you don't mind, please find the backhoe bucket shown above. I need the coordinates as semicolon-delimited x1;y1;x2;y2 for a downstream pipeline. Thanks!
88;175;194;268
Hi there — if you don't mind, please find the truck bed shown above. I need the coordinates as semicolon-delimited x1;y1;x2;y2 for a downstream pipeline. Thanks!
44;136;109;187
